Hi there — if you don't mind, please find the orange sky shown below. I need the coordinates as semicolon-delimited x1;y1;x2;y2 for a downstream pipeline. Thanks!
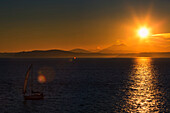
0;0;170;52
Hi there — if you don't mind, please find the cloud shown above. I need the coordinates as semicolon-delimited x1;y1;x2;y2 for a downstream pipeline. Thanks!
151;33;170;40
148;33;170;52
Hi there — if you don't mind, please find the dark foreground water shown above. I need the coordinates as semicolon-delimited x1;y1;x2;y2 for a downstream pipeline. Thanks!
0;58;169;113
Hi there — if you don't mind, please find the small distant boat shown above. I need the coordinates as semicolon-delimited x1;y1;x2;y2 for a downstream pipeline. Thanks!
23;64;44;100
73;57;77;60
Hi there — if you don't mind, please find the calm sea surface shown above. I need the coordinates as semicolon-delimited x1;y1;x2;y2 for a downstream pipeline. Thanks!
0;58;169;113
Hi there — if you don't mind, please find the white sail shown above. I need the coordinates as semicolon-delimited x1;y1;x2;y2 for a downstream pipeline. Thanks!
23;64;32;94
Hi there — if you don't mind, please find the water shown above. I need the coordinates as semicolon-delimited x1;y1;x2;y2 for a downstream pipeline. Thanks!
0;58;169;113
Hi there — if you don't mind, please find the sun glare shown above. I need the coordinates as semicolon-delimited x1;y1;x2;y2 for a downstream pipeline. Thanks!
138;27;149;38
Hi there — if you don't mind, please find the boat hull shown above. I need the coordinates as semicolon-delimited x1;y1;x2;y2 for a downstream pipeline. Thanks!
24;93;44;100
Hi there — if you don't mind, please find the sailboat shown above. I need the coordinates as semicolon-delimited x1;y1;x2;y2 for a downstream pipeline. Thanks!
23;64;44;100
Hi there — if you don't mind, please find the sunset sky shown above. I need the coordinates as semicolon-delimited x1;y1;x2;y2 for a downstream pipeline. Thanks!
1;0;170;52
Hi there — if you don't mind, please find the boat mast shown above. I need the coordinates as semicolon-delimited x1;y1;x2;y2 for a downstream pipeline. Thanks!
30;65;33;93
23;64;32;95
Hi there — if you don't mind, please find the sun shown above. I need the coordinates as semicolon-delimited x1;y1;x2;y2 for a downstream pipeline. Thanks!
138;27;149;38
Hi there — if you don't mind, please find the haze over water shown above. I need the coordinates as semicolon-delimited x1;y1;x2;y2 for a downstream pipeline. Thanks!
0;58;169;112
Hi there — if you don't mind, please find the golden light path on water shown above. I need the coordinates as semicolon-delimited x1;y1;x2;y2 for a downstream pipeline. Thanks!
123;57;164;112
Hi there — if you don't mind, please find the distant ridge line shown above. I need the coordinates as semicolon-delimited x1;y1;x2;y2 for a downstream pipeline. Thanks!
0;49;170;58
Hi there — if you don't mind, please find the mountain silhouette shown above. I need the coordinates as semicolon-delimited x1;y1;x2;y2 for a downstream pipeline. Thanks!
0;49;104;58
0;49;170;58
70;48;91;53
99;44;133;53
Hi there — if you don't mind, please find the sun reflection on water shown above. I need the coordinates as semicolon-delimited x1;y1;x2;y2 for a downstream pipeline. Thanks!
123;57;164;112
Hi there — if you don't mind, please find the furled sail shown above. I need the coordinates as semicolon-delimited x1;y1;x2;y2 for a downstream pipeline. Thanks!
23;64;32;94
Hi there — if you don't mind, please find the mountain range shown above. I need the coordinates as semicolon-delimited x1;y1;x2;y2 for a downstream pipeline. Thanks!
0;48;170;58
70;49;91;53
99;44;135;53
